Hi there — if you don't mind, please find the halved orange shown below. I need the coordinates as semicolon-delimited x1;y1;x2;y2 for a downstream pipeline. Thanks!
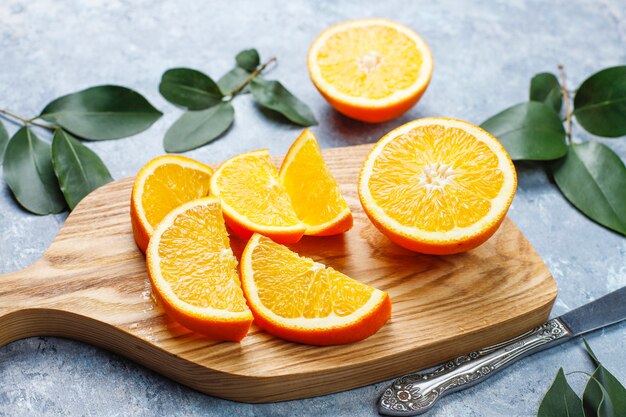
146;197;253;341
308;19;433;123
279;130;353;236
131;155;213;253
210;150;306;244
240;233;391;345
359;117;517;255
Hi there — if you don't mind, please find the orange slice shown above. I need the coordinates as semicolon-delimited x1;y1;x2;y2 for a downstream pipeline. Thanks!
146;197;253;341
359;117;517;255
131;155;213;253
308;19;433;123
279;130;353;236
210;150;305;244
240;233;391;345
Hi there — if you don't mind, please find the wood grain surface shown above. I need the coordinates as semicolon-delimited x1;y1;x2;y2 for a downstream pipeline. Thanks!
0;144;557;402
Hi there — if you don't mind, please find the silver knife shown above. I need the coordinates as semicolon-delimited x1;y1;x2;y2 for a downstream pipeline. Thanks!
378;286;626;416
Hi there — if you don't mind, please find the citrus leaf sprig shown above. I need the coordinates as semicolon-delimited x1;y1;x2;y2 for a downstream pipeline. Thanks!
159;48;318;153
480;65;626;236
0;86;162;214
537;339;626;417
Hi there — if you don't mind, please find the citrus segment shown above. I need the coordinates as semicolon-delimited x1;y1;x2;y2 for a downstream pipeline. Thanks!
359;118;517;254
146;197;252;341
241;233;391;345
279;130;353;235
308;19;433;122
210;150;305;244
131;155;213;252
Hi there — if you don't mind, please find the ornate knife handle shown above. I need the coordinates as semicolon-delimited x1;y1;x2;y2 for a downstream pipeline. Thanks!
378;319;573;416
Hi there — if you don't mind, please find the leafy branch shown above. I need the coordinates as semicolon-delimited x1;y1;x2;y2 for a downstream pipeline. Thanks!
0;108;56;131
159;48;317;153
228;56;277;98
537;338;626;417
481;65;626;236
0;86;162;214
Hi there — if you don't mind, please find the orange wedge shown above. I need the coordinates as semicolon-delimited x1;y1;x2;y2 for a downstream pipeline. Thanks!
131;155;213;253
210;150;305;244
146;197;253;341
279;130;353;236
240;233;391;345
359;118;517;255
308;19;433;123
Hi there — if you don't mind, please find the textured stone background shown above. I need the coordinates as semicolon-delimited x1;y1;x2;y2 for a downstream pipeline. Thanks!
1;0;625;416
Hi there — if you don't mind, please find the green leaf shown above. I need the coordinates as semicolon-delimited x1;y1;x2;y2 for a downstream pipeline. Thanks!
583;338;601;367
553;141;626;236
583;339;626;416
0;120;8;164
51;129;113;210
574;66;626;137
2;127;66;214
39;85;162;140
583;374;615;417
236;49;260;72
250;78;317;126
163;102;234;153
530;72;563;113
159;68;223;110
583;371;626;417
538;368;584;417
480;101;567;160
218;67;252;95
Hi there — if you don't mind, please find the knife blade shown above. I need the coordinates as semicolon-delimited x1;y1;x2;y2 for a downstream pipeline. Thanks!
378;286;626;416
559;286;626;335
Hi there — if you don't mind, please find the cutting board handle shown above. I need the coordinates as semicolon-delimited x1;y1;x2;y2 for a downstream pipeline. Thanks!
0;263;42;312
0;260;68;347
0;261;208;398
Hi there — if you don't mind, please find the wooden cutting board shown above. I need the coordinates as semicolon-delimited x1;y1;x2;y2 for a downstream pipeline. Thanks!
0;143;556;403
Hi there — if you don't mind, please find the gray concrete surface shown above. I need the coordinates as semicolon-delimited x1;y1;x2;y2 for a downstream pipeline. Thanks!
1;0;625;416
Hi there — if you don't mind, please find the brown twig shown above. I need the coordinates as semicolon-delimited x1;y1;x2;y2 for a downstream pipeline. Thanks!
228;56;277;98
558;64;572;144
0;108;56;131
